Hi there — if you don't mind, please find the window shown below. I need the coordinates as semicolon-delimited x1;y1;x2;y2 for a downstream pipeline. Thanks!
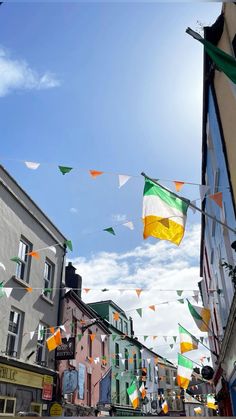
6;309;22;357
166;369;170;384
30;403;42;416
36;323;48;366
101;340;105;358
115;343;120;367
119;318;123;332
43;260;54;299
124;322;128;335
116;379;120;404
15;238;31;282
154;367;158;383
71;317;77;337
0;397;16;416
133;354;137;372
232;34;236;57
126;383;130;405
149;363;152;381
125;348;129;370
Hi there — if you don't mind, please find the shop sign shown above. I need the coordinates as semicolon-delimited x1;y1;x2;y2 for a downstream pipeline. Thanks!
50;402;63;416
42;382;53;400
78;363;85;400
63;369;78;394
55;337;75;360
43;374;53;384
0;363;43;388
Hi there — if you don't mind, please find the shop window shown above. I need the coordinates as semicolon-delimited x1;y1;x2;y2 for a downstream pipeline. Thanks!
133;353;137;372
43;260;54;299
36;323;48;366
126;382;129;405
116;379;120;404
30;403;42;415
15;237;32;282
124;348;129;370
6;309;23;357
166;369;171;384
0;397;16;416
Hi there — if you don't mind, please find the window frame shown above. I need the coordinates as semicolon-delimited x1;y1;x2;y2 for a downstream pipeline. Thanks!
36;323;48;366
115;343;120;367
43;259;54;299
15;237;32;283
30;403;42;416
6;308;23;358
0;397;16;416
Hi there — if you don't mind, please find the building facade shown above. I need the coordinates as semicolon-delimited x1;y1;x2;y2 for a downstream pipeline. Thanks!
57;264;110;416
157;356;184;415
89;301;143;416
200;4;236;416
140;346;159;415
0;165;67;416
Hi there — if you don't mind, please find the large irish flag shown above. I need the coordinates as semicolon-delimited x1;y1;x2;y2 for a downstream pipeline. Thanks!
127;382;139;409
179;324;198;354
188;301;211;332
177;353;193;389
142;178;189;245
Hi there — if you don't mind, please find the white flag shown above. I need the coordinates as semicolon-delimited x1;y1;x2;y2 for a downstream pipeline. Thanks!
121;359;125;365
199;185;209;201
0;262;6;271
25;161;40;170
118;175;130;188
101;335;106;342
4;288;12;298
123;221;134;230
30;331;35;340
60;325;66;332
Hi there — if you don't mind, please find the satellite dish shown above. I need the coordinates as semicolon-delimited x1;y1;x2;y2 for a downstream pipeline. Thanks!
151;400;158;410
201;365;214;380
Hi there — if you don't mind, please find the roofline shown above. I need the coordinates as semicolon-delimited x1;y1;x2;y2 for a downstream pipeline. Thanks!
0;164;67;242
88;300;128;319
65;291;111;334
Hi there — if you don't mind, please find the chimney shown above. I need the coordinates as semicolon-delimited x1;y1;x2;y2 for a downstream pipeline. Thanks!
129;316;134;337
65;262;82;298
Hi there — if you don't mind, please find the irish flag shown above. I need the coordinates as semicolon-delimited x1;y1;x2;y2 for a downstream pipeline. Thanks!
207;394;218;410
142;178;189;245
127;382;139;409
188;301;211;332
161;400;169;414
177;353;193;389
179;324;198;354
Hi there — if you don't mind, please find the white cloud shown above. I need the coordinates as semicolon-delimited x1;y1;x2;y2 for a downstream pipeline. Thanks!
70;224;211;365
70;207;78;214
0;47;60;97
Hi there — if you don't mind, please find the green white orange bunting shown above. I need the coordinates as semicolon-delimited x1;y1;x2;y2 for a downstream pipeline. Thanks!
179;324;198;354
142;178;189;245
161;400;169;414
188;301;211;332
207;394;218;410
177;353;193;389
103;227;115;236
65;240;73;251
127;381;139;409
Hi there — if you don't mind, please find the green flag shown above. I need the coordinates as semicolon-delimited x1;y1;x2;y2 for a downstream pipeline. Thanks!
186;27;236;84
10;256;21;264
177;290;183;297
112;334;117;341
65;240;73;251
58;166;73;175
103;227;115;236
136;308;142;318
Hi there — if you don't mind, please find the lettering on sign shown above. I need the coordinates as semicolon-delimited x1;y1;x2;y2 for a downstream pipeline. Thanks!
0;367;17;382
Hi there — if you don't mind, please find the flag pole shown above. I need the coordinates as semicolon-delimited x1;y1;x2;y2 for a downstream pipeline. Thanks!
141;172;236;234
178;323;218;357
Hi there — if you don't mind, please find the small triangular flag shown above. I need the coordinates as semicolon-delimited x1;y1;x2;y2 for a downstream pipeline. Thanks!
178;298;184;304
123;221;134;230
149;305;156;311
4;288;12;298
89;170;104;178
135;289;142;298
26;287;33;293
147;358;151;364
200;337;204;343
173;336;177;343
169;344;174;349
177;290;183;297
28;251;40;260
173;181;185;192
10;256;21;264
60;325;66;332
153;336;157;340
207;357;210;362
144;336;148;342
103;227;115;236
163;336;168;342
64;240;73;251
64;287;72;294
25;161;40;170
119;289;124;294
30;331;35;340
90;334;96;342
209;192;223;208
112;334;117;341
77;334;83;341
58;166;73;175
83;288;91;293
136;308;142;318
101;335;106;342
199;185;209;201
118;174;130;188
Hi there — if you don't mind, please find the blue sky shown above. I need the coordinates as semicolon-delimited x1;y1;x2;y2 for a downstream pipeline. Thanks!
0;2;220;361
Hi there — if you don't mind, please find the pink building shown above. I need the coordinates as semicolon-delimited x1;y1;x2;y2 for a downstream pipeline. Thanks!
57;264;110;416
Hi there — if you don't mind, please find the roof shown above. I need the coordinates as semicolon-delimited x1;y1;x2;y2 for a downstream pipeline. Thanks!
0;164;67;244
89;300;128;319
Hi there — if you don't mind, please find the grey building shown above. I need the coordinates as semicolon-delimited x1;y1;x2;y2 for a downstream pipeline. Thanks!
0;165;67;416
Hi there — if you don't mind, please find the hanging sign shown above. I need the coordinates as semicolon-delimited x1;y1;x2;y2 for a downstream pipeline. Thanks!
55;337;75;360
